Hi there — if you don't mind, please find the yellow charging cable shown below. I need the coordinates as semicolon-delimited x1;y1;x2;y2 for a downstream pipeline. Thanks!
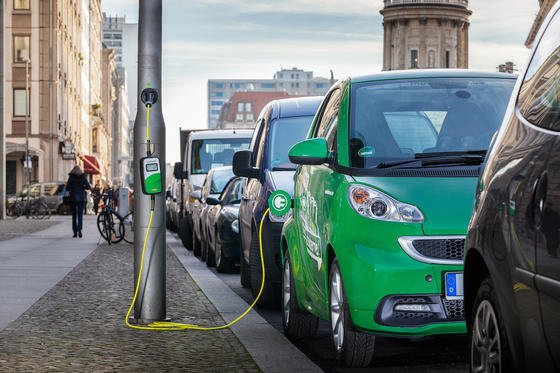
125;208;270;331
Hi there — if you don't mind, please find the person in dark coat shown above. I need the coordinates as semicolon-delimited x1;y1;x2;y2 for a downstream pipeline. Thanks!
91;181;102;214
66;165;91;238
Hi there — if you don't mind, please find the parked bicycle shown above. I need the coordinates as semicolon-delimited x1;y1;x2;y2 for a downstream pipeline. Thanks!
7;197;51;219
122;210;134;244
96;193;125;244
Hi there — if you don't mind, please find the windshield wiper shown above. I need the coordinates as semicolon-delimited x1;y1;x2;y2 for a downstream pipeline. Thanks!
376;150;486;169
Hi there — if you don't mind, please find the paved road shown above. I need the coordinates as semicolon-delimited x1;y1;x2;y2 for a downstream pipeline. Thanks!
176;230;470;373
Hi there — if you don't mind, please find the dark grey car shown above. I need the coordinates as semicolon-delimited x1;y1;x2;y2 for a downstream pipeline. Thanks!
464;4;560;372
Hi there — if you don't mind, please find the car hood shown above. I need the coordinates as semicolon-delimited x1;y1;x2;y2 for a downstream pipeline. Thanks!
351;176;478;235
266;170;296;195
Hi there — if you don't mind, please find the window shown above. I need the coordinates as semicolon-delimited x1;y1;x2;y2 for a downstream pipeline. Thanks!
211;110;221;115
235;114;244;122
315;89;341;138
410;50;419;69
214;92;224;98
518;10;560;130
14;0;30;9
246;113;254;122
445;51;450;68
237;102;244;113
261;83;275;89
214;83;224;89
14;36;30;62
245;102;252;112
92;128;98;152
211;101;223;106
13;89;28;117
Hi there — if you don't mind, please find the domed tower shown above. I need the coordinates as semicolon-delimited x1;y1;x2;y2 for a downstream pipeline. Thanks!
380;0;472;70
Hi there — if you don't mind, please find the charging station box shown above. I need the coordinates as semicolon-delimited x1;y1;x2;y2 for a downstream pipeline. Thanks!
140;157;163;195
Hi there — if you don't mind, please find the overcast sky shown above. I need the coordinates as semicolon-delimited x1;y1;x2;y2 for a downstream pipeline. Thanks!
102;0;540;163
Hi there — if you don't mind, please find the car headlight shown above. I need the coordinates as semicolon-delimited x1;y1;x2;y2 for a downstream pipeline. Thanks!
347;185;424;223
269;208;292;223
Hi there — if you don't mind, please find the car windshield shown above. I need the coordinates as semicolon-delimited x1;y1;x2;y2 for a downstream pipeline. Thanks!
191;138;250;174
268;116;314;170
210;168;235;194
349;77;515;169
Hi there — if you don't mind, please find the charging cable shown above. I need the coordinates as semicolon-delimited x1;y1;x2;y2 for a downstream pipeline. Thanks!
125;92;269;330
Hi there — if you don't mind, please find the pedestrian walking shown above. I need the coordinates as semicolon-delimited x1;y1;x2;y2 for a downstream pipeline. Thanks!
92;181;102;214
66;165;91;238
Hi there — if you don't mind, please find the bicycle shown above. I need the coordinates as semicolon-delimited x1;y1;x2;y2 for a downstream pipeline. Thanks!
7;197;50;219
121;210;134;244
96;193;125;244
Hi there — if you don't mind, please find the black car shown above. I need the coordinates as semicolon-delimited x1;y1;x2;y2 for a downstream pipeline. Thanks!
191;166;234;261
464;4;560;372
205;176;244;272
233;96;323;306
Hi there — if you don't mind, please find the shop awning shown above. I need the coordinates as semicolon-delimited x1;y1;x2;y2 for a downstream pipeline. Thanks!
80;154;102;175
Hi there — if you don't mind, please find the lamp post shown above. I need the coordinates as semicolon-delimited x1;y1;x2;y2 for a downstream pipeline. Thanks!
24;56;30;219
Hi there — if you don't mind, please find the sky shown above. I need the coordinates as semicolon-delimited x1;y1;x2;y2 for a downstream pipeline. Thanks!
102;0;541;163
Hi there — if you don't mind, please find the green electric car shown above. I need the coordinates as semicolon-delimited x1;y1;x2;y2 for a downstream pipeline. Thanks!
280;70;516;367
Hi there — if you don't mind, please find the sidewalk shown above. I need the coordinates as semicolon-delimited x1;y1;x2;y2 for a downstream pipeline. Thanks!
0;216;321;372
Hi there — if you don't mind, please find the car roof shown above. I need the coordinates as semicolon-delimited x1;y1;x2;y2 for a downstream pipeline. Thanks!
189;129;253;140
350;69;517;84
269;96;324;120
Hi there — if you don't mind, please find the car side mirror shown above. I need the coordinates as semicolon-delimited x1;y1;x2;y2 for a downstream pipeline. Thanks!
173;162;184;180
190;190;202;201
233;150;259;179
206;196;221;206
289;138;329;165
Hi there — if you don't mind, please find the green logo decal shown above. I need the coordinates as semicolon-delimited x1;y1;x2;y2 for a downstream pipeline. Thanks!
268;190;291;216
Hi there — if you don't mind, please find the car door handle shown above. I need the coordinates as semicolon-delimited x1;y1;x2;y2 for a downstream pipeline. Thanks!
242;195;250;201
532;173;548;227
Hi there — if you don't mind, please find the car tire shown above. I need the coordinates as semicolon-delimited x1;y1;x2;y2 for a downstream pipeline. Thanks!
240;251;251;288
250;228;277;307
329;258;375;367
179;216;193;250
192;230;201;257
470;276;513;373
216;227;235;273
282;250;318;339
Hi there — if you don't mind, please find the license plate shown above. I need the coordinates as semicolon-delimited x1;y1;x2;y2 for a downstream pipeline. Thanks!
444;272;464;300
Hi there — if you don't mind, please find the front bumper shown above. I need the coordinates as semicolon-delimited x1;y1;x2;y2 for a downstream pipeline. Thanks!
331;218;466;336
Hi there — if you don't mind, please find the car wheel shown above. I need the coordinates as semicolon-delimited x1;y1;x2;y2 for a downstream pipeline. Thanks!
179;216;193;250
282;250;318;339
470;277;512;373
329;258;375;367
250;228;277;307
240;250;251;288
216;227;234;273
192;230;201;257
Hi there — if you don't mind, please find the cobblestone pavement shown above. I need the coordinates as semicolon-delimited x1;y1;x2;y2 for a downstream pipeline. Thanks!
0;218;60;241
0;242;261;372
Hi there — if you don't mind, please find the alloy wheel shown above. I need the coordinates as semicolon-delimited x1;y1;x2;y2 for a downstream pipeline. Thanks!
471;299;501;373
330;265;344;352
282;258;291;325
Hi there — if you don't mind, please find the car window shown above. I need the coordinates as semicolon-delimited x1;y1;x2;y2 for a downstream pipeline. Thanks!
250;119;265;167
268;116;314;170
210;168;234;194
191;138;250;174
518;9;560;131
349;77;516;169
223;178;243;204
29;184;40;197
44;184;59;196
315;89;341;138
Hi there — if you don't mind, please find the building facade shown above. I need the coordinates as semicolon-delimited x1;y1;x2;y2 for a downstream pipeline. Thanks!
380;0;471;70
208;67;332;128
217;91;293;129
2;0;121;198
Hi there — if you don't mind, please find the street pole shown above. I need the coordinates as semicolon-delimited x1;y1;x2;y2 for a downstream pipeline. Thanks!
132;0;166;323
25;58;30;219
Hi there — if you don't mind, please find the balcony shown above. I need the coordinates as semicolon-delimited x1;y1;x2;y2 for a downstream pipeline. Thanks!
383;0;468;7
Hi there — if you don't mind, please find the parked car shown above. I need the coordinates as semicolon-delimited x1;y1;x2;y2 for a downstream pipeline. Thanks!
233;96;323;306
464;4;560;372
8;182;69;214
191;166;234;261
281;69;516;367
166;176;180;232
176;129;252;250
205;176;244;273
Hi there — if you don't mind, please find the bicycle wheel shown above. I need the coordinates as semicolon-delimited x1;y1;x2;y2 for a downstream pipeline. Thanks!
97;211;124;244
34;201;50;219
7;203;21;218
122;211;134;244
